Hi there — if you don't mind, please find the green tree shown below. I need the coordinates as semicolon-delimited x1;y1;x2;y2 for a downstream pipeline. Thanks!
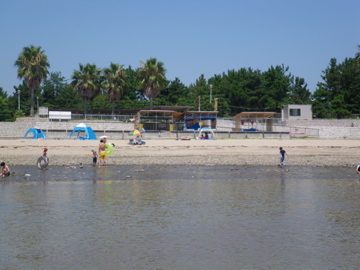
71;63;102;114
102;63;127;115
312;54;360;118
124;66;144;101
137;57;167;109
13;83;31;116
286;77;311;104
41;72;82;110
14;45;50;116
261;65;292;111
0;96;13;121
158;77;189;105
0;87;8;98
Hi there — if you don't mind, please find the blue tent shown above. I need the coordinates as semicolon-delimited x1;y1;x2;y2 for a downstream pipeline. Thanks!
69;123;97;140
198;127;215;139
24;127;46;140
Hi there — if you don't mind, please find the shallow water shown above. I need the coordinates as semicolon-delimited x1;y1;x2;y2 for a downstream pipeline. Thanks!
1;165;360;270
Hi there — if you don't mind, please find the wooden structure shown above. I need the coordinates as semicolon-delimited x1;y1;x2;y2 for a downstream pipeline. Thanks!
135;110;175;131
233;112;276;132
135;110;218;131
181;111;218;131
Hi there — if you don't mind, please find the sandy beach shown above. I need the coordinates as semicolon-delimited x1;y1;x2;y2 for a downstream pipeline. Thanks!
1;138;360;167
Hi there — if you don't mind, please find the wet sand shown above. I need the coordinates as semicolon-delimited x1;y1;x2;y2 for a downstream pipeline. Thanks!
1;138;360;167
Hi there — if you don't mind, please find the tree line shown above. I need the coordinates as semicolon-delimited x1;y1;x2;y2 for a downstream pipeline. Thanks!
0;45;359;121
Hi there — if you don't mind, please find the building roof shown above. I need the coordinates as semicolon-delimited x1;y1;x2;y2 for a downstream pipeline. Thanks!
233;112;276;119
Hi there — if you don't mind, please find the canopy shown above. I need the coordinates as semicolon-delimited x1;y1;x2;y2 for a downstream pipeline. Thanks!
24;127;46;140
198;127;215;139
233;112;276;119
69;123;97;140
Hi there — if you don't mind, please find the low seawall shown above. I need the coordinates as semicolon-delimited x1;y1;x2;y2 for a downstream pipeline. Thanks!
2;118;360;139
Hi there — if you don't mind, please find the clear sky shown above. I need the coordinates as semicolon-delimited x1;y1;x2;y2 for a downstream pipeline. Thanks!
1;0;359;96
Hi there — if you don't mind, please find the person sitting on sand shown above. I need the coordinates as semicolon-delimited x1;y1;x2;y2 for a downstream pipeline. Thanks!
134;135;142;145
0;162;10;177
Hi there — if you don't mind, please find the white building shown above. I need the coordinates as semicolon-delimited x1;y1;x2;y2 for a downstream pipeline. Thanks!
282;104;312;120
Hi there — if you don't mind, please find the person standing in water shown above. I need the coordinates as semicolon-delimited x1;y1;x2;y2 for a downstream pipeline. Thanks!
91;149;98;167
279;147;288;168
98;140;106;166
42;148;49;170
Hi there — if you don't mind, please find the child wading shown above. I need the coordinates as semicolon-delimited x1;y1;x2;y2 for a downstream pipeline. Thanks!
279;147;288;168
91;149;98;166
41;148;49;170
0;162;10;177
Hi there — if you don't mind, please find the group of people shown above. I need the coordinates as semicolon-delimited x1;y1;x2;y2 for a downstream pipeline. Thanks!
200;132;212;140
128;135;145;145
2;146;48;177
91;137;115;167
1;142;360;177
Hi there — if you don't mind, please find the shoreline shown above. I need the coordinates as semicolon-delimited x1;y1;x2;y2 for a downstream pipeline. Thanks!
1;138;360;167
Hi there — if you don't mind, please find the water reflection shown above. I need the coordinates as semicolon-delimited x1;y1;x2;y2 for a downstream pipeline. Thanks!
0;166;360;269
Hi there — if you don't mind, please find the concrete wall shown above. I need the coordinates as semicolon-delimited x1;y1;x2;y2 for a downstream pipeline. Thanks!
0;119;289;140
4;117;360;139
285;119;360;139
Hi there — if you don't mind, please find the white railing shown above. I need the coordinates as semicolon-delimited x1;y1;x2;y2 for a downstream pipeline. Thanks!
68;114;136;122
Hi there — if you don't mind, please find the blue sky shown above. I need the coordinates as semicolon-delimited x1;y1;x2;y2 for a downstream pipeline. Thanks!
1;0;359;96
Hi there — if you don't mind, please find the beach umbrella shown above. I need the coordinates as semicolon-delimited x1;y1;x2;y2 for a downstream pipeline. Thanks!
128;129;142;136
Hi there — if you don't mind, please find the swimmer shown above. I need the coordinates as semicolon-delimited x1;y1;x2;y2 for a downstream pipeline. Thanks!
0;162;10;177
356;165;360;175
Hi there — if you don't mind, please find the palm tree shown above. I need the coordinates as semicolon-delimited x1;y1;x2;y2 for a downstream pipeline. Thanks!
71;63;101;115
15;45;50;116
102;63;127;115
137;57;167;109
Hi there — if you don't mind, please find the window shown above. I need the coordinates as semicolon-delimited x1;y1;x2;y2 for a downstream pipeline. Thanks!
290;109;301;116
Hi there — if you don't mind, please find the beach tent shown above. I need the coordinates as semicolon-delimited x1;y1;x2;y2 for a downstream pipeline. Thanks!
198;127;215;139
69;123;97;140
23;127;46;140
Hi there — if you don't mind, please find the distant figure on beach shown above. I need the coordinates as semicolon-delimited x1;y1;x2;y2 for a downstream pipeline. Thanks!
356;165;360;174
0;162;10;177
91;149;98;166
279;147;288;168
98;140;106;166
42;148;48;170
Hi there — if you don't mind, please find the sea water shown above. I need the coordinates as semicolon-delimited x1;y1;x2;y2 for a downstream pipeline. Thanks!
0;165;360;270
